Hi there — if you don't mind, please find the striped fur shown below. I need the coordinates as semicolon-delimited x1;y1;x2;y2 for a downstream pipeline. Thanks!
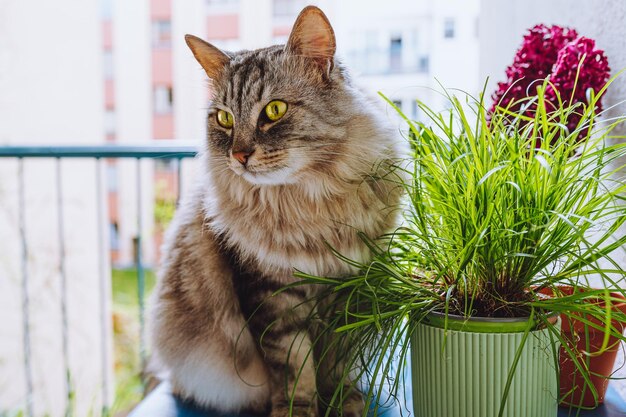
150;6;404;417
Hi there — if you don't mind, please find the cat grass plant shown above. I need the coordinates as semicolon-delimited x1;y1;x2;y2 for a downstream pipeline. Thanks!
297;75;626;416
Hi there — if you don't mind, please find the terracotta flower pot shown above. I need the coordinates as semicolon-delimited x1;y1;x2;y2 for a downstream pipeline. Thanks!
546;286;626;408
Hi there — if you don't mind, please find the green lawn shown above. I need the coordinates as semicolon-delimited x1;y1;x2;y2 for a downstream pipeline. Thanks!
110;268;156;415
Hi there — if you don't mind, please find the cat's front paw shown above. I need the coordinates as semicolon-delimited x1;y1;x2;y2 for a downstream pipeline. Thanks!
270;400;318;417
340;391;365;417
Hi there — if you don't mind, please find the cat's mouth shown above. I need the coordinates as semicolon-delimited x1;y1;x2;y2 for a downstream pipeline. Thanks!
229;161;299;185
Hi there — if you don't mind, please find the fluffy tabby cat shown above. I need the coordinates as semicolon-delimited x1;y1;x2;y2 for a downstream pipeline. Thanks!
150;6;403;417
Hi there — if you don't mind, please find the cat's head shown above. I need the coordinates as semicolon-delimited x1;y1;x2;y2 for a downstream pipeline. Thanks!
186;6;359;186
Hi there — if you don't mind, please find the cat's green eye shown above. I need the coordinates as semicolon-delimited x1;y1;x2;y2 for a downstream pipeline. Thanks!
265;100;288;122
216;110;234;128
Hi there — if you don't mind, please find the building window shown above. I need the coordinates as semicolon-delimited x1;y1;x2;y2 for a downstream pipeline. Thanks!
418;56;429;73
103;49;114;80
152;20;172;48
392;100;402;111
104;109;116;135
444;18;455;39
154;85;173;114
389;35;403;73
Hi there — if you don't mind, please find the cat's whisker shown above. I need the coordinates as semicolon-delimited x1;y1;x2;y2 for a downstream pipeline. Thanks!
306;152;386;166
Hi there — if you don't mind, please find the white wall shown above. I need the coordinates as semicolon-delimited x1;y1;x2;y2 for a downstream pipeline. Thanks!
0;0;112;415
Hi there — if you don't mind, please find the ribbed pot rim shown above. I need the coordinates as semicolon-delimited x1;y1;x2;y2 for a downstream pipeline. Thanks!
423;311;558;333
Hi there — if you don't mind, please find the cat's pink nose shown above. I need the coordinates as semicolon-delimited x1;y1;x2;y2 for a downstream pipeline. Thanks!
232;150;253;165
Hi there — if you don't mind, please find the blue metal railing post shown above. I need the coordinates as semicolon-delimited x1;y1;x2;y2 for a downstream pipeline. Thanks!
176;158;183;207
95;158;110;415
135;158;147;375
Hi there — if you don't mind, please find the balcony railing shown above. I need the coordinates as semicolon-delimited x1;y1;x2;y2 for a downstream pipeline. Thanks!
0;142;198;417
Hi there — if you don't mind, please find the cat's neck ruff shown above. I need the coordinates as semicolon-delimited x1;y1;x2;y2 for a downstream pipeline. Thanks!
202;143;400;279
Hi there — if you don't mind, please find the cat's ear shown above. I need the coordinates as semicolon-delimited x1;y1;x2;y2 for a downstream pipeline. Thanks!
185;34;230;80
285;6;336;76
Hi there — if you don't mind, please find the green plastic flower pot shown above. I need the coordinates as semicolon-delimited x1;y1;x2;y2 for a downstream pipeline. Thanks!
411;312;559;417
